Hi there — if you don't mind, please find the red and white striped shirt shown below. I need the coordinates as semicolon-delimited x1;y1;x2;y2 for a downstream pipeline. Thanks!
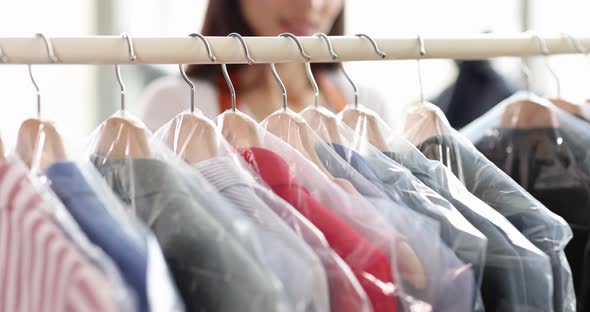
0;158;118;312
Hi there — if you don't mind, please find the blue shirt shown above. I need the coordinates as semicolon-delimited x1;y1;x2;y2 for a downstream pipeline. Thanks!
46;161;150;312
323;143;477;312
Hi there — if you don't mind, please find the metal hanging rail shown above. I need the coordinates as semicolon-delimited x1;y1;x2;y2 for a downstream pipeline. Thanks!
0;33;589;64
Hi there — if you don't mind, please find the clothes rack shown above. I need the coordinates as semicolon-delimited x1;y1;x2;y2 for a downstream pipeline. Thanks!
0;33;589;64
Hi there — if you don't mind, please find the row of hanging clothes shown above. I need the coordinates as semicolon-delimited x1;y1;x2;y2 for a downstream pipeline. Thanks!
0;31;586;312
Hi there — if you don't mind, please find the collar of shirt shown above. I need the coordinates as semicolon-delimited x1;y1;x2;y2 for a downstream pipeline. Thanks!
238;147;311;192
91;155;192;202
194;155;259;191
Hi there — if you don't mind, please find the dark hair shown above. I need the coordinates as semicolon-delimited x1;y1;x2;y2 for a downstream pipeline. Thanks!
186;0;344;79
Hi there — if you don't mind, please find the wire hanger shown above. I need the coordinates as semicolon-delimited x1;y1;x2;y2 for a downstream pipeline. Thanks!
16;33;66;170
116;33;136;113
561;33;590;106
500;31;559;128
291;33;345;145
532;31;584;118
223;33;254;112
338;33;389;151
262;33;334;178
333;33;386;109
551;32;590;117
278;33;318;107
164;33;220;164
531;32;561;98
184;33;216;112
416;34;427;105
217;32;262;148
94;32;151;159
403;34;455;146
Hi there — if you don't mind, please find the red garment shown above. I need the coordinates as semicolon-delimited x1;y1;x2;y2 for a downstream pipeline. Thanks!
239;147;397;312
0;159;117;312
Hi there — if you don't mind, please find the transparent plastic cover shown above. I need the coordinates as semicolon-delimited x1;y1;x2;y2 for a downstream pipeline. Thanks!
461;92;584;312
154;113;371;311
302;104;488;312
86;111;293;312
215;108;476;312
403;99;573;312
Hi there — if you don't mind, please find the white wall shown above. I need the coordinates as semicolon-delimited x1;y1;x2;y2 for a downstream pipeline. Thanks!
0;0;96;150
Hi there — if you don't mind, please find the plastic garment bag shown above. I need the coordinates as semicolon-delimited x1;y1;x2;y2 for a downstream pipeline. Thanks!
155;111;371;311
338;102;555;311
153;113;332;312
403;101;571;312
220;108;460;312
302;105;488;312
21;111;185;312
87;111;292;312
44;159;186;312
462;92;585;312
0;155;135;312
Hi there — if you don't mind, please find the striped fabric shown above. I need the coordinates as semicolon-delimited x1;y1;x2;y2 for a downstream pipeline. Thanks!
0;158;117;312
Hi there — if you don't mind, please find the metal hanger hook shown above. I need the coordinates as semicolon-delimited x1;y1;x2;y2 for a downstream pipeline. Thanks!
520;59;533;94
560;32;587;54
29;33;58;118
528;30;561;98
416;34;426;105
222;33;253;112
116;32;136;112
229;33;254;64
270;63;288;111
314;33;338;59
279;33;319;108
315;33;358;108
182;34;216;113
189;33;217;62
561;32;590;88
355;34;387;58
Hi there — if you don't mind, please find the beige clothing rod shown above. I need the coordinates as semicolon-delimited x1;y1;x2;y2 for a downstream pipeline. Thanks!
0;33;589;64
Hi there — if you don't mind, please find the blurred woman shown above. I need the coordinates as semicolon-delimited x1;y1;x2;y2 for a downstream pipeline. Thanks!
140;0;391;130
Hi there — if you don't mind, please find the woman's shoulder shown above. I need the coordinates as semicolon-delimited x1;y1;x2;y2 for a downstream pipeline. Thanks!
139;75;220;131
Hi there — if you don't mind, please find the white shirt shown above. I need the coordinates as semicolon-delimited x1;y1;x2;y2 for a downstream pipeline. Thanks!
139;70;393;132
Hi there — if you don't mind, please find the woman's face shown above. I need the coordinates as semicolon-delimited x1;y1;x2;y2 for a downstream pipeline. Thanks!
239;0;343;36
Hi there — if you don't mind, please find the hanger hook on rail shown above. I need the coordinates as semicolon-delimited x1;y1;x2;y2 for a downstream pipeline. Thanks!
181;33;216;113
221;33;254;112
29;33;58;119
416;34;427;106
279;33;320;108
115;33;136;113
560;32;590;91
528;30;561;98
314;33;359;108
355;33;386;109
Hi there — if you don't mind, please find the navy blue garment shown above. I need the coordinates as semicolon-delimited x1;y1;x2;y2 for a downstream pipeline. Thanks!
431;60;522;129
46;162;150;312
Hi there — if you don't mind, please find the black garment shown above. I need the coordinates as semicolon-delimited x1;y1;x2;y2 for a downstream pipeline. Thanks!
417;135;573;312
474;128;590;311
92;156;286;312
384;151;542;311
431;60;521;129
